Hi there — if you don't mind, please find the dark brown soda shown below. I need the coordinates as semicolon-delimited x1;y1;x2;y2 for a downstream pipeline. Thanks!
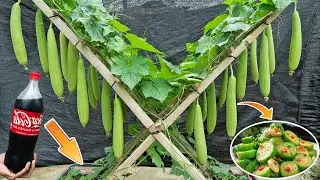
5;99;43;173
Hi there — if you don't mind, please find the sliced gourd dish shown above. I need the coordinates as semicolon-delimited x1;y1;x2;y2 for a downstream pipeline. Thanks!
233;122;318;178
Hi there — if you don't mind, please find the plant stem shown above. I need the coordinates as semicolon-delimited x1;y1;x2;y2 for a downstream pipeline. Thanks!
229;64;234;77
135;155;148;166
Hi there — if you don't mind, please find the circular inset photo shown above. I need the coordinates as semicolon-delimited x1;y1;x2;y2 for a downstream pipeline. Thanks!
230;121;319;180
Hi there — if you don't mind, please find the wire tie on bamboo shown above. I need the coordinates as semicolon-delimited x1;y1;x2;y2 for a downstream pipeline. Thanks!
227;47;237;58
75;40;81;47
192;86;201;95
264;14;273;25
48;11;58;19
243;38;250;47
263;21;270;25
112;78;120;87
148;120;166;134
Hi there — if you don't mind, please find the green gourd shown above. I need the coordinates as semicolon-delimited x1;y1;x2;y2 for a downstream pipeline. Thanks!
266;24;276;75
226;65;237;137
35;9;49;75
10;0;28;68
90;65;101;101
236;48;248;101
250;39;259;84
194;100;207;165
60;32;68;81
87;67;97;109
186;101;196;136
113;95;124;159
201;91;207;121
219;69;228;108
288;4;302;76
47;23;64;98
207;82;217;135
77;56;89;127
67;42;78;93
101;80;112;135
259;33;271;101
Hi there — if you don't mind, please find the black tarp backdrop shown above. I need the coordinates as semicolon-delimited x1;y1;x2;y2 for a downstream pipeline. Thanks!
0;0;319;166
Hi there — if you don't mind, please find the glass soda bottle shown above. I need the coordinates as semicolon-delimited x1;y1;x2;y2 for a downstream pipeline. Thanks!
5;72;43;173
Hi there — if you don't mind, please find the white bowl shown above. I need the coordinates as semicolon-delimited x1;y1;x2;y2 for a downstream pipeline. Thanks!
230;120;319;180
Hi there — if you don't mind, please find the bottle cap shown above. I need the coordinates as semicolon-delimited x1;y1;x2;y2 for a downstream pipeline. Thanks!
30;72;41;80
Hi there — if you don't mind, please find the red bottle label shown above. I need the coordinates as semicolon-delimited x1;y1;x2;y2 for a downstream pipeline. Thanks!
10;108;43;136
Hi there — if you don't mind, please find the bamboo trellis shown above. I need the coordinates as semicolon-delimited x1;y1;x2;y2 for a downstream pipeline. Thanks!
33;0;288;179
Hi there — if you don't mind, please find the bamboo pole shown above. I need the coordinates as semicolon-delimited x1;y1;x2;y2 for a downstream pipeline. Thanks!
33;0;289;179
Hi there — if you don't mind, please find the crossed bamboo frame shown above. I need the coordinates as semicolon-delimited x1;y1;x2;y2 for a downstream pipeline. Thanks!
33;0;285;179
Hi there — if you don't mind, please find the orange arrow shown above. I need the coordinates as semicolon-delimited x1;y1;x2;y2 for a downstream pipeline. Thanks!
45;118;84;165
237;101;273;120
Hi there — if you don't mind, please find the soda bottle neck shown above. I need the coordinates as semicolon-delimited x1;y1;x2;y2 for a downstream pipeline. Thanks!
29;79;39;86
29;80;39;90
17;79;42;100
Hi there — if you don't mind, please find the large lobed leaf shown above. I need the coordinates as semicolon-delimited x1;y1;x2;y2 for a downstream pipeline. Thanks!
141;79;173;102
111;55;149;89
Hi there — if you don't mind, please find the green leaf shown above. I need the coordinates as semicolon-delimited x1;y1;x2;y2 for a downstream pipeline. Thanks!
231;4;255;18
107;36;127;53
70;9;105;43
222;22;251;32
70;169;81;177
163;60;181;74
77;0;104;6
196;36;215;54
180;61;196;70
64;0;76;9
186;42;198;53
250;4;275;22
175;76;202;85
225;17;245;24
261;0;274;5
109;19;130;32
212;33;235;47
223;0;247;5
187;137;195;145
104;146;113;155
170;160;192;180
155;142;167;156
193;47;219;73
272;0;294;10
146;58;159;77
157;55;182;79
209;166;230;177
111;55;149;89
128;121;139;135
204;14;229;34
84;21;104;42
102;26;115;36
141;79;173;102
146;146;164;168
223;0;233;4
125;33;163;54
